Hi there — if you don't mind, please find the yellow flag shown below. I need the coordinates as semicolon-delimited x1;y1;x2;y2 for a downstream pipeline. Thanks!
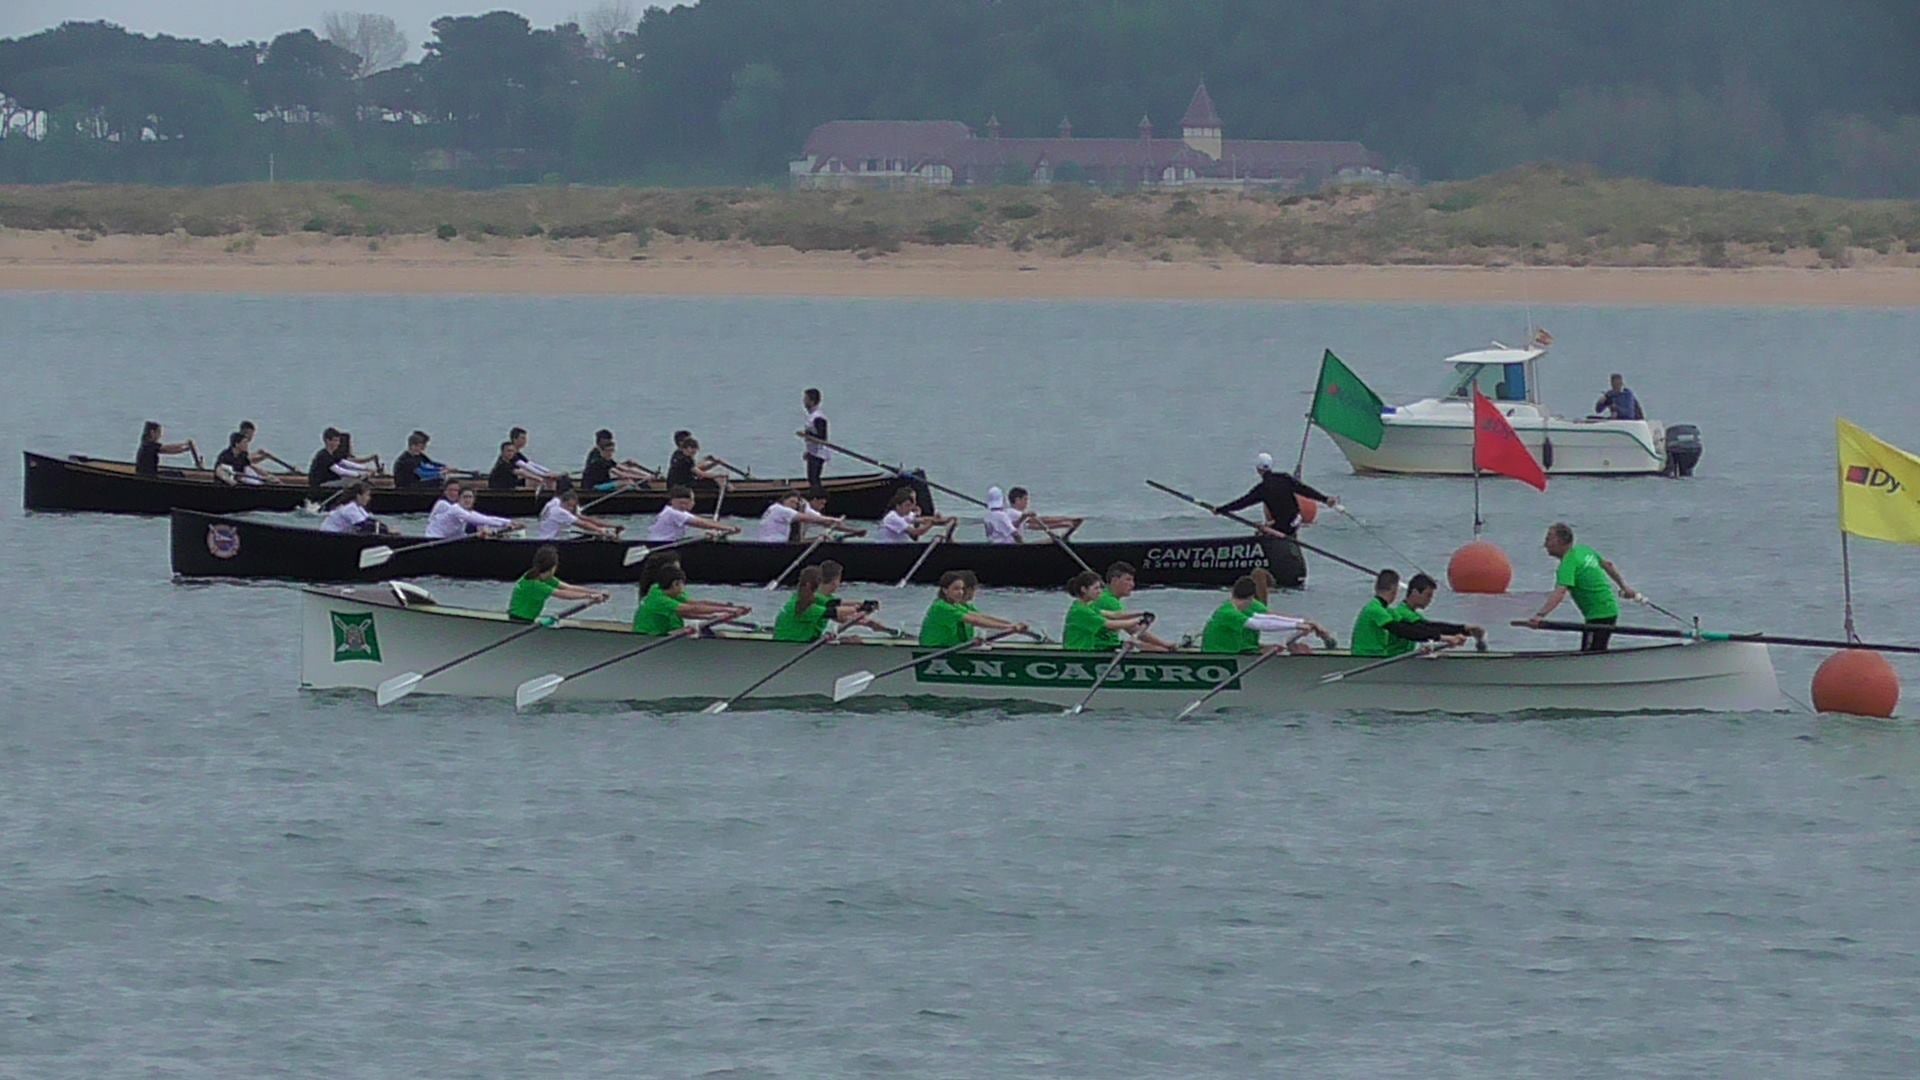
1837;418;1920;546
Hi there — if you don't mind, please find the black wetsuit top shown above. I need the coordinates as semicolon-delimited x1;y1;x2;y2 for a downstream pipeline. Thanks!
1217;473;1330;535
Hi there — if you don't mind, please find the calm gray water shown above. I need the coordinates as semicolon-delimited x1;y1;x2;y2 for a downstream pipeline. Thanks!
3;293;1919;1077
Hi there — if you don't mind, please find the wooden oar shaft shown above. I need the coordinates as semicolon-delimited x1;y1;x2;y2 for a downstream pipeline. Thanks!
1145;479;1376;577
865;627;1025;682
1181;647;1283;715
1514;620;1920;656
895;534;946;587
795;434;983;508
1320;642;1449;684
767;533;830;589
1066;635;1142;714
564;614;739;682
580;480;640;514
712;621;855;710
418;600;597;680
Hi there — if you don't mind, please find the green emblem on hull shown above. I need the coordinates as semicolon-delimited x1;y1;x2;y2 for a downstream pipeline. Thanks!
330;611;381;662
913;653;1240;691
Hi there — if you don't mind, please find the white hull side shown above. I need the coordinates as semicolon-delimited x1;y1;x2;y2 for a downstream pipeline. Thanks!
302;589;1784;714
1332;417;1666;476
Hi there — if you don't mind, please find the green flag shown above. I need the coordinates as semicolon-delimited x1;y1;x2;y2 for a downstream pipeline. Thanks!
1308;350;1386;449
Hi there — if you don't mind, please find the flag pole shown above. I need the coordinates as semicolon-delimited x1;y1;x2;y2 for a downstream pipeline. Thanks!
1293;412;1313;478
1472;467;1483;537
1841;531;1858;643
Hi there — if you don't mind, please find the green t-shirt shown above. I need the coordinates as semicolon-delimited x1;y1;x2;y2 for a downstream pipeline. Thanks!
632;583;687;636
773;593;833;642
1201;600;1261;654
1092;590;1125;649
1064;598;1113;651
1351;596;1417;658
919;597;974;648
508;574;561;622
1556;544;1619;620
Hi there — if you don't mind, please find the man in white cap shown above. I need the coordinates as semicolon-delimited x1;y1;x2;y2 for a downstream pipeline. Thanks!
1214;453;1336;538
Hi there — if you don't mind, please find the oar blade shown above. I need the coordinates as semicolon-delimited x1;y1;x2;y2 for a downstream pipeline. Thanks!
358;545;395;569
514;674;566;710
1061;703;1084;716
1316;671;1345;685
701;700;730;715
375;671;424;707
832;671;875;703
1175;700;1202;721
622;544;651;567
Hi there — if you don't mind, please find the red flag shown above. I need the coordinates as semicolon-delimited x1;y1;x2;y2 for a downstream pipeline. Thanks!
1473;389;1548;491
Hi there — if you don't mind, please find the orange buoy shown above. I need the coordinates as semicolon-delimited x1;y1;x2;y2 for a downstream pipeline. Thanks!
1447;539;1513;594
1295;494;1319;525
1810;649;1900;718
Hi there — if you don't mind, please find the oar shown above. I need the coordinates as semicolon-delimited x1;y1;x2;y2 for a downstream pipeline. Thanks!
832;627;1025;702
894;533;947;588
1175;648;1285;719
514;613;742;709
359;531;494;569
188;442;204;470
1332;504;1432;580
765;533;831;590
1063;632;1146;716
1318;641;1453;685
620;533;714;567
710;457;753;480
1513;620;1920;655
376;600;599;706
1146;479;1376;577
702;615;873;714
712;476;730;520
1633;595;1689;626
580;479;641;514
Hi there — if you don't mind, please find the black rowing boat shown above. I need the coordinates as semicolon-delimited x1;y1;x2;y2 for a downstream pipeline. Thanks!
170;510;1307;589
24;451;905;519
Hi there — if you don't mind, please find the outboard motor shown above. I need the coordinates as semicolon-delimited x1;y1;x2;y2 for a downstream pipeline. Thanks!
1663;424;1703;477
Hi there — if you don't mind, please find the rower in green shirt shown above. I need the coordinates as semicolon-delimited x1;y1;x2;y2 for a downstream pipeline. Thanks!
631;558;749;636
1351;570;1483;658
1527;522;1639;652
1062;569;1160;651
507;545;609;623
919;570;1027;647
1200;575;1335;654
1089;561;1175;651
772;560;892;642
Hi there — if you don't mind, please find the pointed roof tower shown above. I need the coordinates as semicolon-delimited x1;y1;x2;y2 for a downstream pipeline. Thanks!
1181;82;1223;129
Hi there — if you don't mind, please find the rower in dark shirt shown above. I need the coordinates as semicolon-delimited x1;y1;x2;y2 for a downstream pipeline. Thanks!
135;420;196;476
392;430;446;488
306;427;344;487
1215;453;1335;538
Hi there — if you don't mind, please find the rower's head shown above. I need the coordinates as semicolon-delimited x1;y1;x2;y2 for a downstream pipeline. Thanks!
1230;575;1259;610
239;420;256;438
937;570;968;604
1105;561;1137;598
958;569;980;602
668;484;694;510
1405;572;1439;610
348;481;372;507
780;489;805;510
1610;373;1625;391
442;478;462;501
795;565;824;609
1250;567;1274;602
498;440;517;462
595;428;615;453
889;488;917;513
322;426;341;452
1255;452;1274;475
142;420;162;443
1373;568;1401;603
1544;522;1574;558
510;426;528;449
806;487;829;512
1068;570;1103;602
458;488;476;508
804;387;821;409
409;430;430;450
557;488;580;508
529;544;561;580
1008;486;1030;511
819;559;844;593
229;430;249;452
681;437;701;455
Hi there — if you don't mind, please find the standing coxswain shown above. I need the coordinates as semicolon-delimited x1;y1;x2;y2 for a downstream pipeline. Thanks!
647;485;739;543
425;480;516;539
878;488;954;543
537;488;620;540
1351;570;1483;658
1201;575;1335;654
1528;522;1637;652
507;545;609;624
1215;453;1333;538
757;489;855;543
918;570;1028;647
1095;561;1175;651
320;482;390;534
802;387;831;490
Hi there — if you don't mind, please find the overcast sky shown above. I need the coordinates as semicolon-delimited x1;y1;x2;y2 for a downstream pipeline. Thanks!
0;2;658;52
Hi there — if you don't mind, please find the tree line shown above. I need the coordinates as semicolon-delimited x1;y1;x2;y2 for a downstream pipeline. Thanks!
1;0;1916;197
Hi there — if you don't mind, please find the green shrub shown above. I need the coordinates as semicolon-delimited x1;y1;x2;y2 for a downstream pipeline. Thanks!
1000;201;1040;220
435;223;457;240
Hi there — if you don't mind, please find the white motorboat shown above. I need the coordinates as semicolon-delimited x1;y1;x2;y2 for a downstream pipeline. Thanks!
300;585;1783;714
1326;343;1702;477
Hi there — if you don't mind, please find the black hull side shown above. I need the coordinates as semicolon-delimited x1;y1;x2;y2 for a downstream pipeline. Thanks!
171;511;1307;589
25;451;900;519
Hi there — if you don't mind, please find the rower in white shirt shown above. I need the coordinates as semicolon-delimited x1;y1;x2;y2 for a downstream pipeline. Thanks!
320;482;387;534
757;489;854;543
1007;486;1083;540
646;485;739;543
982;486;1021;543
425;480;516;539
877;487;953;543
536;489;620;540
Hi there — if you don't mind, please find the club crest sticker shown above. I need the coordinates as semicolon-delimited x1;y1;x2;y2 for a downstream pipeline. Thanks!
330;611;382;662
206;524;241;559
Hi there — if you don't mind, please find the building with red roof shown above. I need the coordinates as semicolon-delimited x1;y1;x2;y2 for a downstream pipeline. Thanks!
791;84;1388;190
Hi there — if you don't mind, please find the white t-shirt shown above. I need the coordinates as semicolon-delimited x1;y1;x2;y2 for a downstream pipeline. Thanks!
983;508;1020;543
648;504;696;542
879;509;917;542
805;409;830;460
426;499;509;539
322;502;373;534
758;502;801;543
536;498;579;540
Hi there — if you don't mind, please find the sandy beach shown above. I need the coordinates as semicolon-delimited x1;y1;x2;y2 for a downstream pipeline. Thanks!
1;230;1916;306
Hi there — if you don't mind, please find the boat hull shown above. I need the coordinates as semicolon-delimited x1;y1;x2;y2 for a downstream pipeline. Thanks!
1331;416;1667;476
24;451;903;519
174;510;1305;589
301;586;1786;714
